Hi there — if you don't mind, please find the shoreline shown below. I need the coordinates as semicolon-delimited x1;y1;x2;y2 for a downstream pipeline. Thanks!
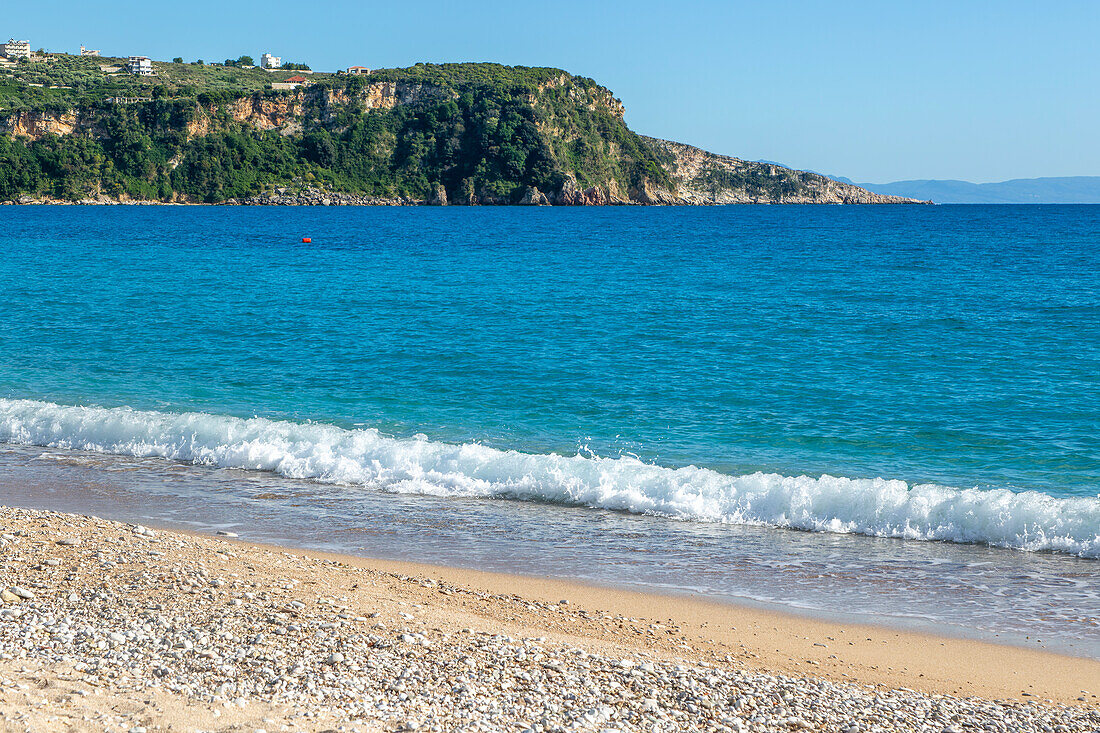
207;534;1100;704
0;432;1098;666
2;477;1093;662
0;505;1096;732
186;526;1095;664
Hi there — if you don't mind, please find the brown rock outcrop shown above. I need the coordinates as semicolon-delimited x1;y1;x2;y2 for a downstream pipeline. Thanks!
4;110;78;139
644;137;926;205
428;184;448;206
518;186;550;205
228;96;304;130
185;113;211;140
353;82;454;111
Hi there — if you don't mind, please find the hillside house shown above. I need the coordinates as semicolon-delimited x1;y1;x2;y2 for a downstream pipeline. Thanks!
261;53;281;70
271;82;297;90
272;74;309;91
347;66;371;75
1;39;31;59
129;56;153;75
80;46;101;56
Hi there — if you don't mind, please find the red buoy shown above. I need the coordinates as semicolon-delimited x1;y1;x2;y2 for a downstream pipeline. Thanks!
301;237;312;243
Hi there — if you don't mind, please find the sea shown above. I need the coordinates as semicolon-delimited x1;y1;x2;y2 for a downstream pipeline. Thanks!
1;204;1097;658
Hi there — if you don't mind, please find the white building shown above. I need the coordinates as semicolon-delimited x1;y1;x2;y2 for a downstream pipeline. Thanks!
260;53;281;70
347;66;371;75
129;56;153;75
80;46;101;57
1;39;31;59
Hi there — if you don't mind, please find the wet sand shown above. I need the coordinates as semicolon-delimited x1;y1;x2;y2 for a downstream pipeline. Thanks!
0;505;1096;731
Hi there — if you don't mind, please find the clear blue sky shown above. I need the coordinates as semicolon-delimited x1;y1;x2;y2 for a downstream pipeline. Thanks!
6;1;1098;183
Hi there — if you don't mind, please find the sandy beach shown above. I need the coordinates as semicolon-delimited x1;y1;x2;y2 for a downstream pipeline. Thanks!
0;506;1096;732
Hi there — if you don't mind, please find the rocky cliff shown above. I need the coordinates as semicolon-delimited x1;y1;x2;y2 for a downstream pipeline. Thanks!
643;138;922;205
2;110;79;140
0;62;926;206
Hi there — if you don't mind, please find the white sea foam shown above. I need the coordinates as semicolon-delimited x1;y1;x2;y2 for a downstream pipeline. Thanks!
1;398;1097;558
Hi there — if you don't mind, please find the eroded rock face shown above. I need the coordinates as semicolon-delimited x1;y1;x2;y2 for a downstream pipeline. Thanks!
228;96;304;130
360;82;401;110
354;82;454;111
4;111;79;139
644;137;926;205
428;184;448;206
228;188;421;206
629;178;680;205
551;175;633;206
536;74;625;118
185;114;211;140
558;184;610;206
518;186;550;205
0;81;926;207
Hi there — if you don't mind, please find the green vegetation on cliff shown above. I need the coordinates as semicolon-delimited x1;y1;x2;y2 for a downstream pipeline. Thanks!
0;57;672;203
0;55;288;110
0;56;912;205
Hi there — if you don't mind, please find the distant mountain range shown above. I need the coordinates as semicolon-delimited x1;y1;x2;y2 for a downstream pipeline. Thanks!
825;175;1100;204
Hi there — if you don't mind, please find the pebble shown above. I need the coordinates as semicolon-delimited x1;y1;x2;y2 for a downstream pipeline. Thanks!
0;505;1094;733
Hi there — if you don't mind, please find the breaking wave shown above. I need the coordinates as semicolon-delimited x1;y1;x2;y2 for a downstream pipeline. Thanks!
1;399;1097;558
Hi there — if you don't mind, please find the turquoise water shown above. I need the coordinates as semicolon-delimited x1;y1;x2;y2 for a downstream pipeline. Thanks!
4;205;1099;495
1;205;1098;652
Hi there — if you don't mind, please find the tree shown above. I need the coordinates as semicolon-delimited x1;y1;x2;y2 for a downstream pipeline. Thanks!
237;55;254;67
0;62;675;204
301;130;336;168
172;57;183;64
